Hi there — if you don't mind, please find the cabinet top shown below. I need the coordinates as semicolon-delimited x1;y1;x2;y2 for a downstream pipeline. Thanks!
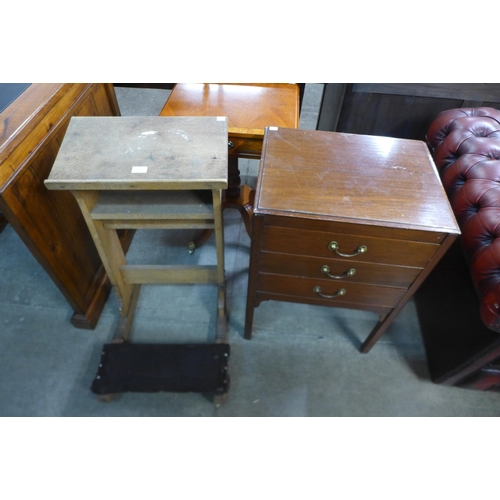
255;127;460;234
45;116;228;191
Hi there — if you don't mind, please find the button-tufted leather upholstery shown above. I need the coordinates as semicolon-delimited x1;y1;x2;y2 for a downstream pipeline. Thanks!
426;107;500;332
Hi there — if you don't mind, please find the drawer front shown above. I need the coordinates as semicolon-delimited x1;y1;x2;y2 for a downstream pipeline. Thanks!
259;251;421;288
261;226;439;267
228;136;263;158
258;273;406;308
260;214;450;244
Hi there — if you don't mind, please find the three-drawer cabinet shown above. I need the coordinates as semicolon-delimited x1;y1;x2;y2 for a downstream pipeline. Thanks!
244;128;460;352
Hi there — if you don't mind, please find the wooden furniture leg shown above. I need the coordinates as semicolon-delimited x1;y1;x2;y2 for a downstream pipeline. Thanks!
224;155;255;236
72;191;137;324
189;155;255;252
212;188;228;342
0;212;8;233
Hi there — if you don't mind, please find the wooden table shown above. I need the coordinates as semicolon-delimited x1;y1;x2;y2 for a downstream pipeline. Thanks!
160;83;300;244
245;128;461;352
0;83;122;329
45;116;229;341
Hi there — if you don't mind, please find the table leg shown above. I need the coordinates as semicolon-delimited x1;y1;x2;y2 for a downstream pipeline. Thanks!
224;155;254;237
72;191;136;319
223;184;255;238
212;189;228;342
188;155;255;252
112;284;141;343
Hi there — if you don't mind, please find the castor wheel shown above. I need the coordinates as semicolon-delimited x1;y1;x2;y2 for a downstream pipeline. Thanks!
214;393;227;407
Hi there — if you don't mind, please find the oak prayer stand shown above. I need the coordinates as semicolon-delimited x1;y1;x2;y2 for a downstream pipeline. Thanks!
45;116;230;404
160;83;300;251
245;127;461;352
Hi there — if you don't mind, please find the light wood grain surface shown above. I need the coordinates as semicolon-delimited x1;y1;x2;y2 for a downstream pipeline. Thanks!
45;116;228;190
160;83;300;138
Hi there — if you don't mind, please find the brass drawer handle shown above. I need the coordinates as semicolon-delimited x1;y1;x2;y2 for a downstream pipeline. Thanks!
328;241;367;258
321;265;356;279
313;286;346;299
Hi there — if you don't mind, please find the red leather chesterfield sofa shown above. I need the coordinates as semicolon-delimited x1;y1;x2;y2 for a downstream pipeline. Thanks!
416;107;500;390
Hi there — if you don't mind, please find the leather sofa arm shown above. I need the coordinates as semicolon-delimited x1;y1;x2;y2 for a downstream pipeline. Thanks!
426;107;500;331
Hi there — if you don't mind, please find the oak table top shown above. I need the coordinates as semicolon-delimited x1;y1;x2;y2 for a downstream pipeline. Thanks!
45;116;228;191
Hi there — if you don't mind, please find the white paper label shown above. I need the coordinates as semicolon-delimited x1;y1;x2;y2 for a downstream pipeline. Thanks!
131;166;148;173
217;116;226;121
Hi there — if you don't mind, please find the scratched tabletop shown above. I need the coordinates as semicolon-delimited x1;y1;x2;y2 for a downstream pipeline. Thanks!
45;116;229;191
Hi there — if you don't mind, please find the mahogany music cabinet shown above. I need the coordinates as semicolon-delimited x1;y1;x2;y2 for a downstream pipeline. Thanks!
245;127;460;352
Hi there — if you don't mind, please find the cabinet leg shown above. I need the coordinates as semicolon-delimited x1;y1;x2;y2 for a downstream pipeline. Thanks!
244;302;255;340
361;309;397;353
